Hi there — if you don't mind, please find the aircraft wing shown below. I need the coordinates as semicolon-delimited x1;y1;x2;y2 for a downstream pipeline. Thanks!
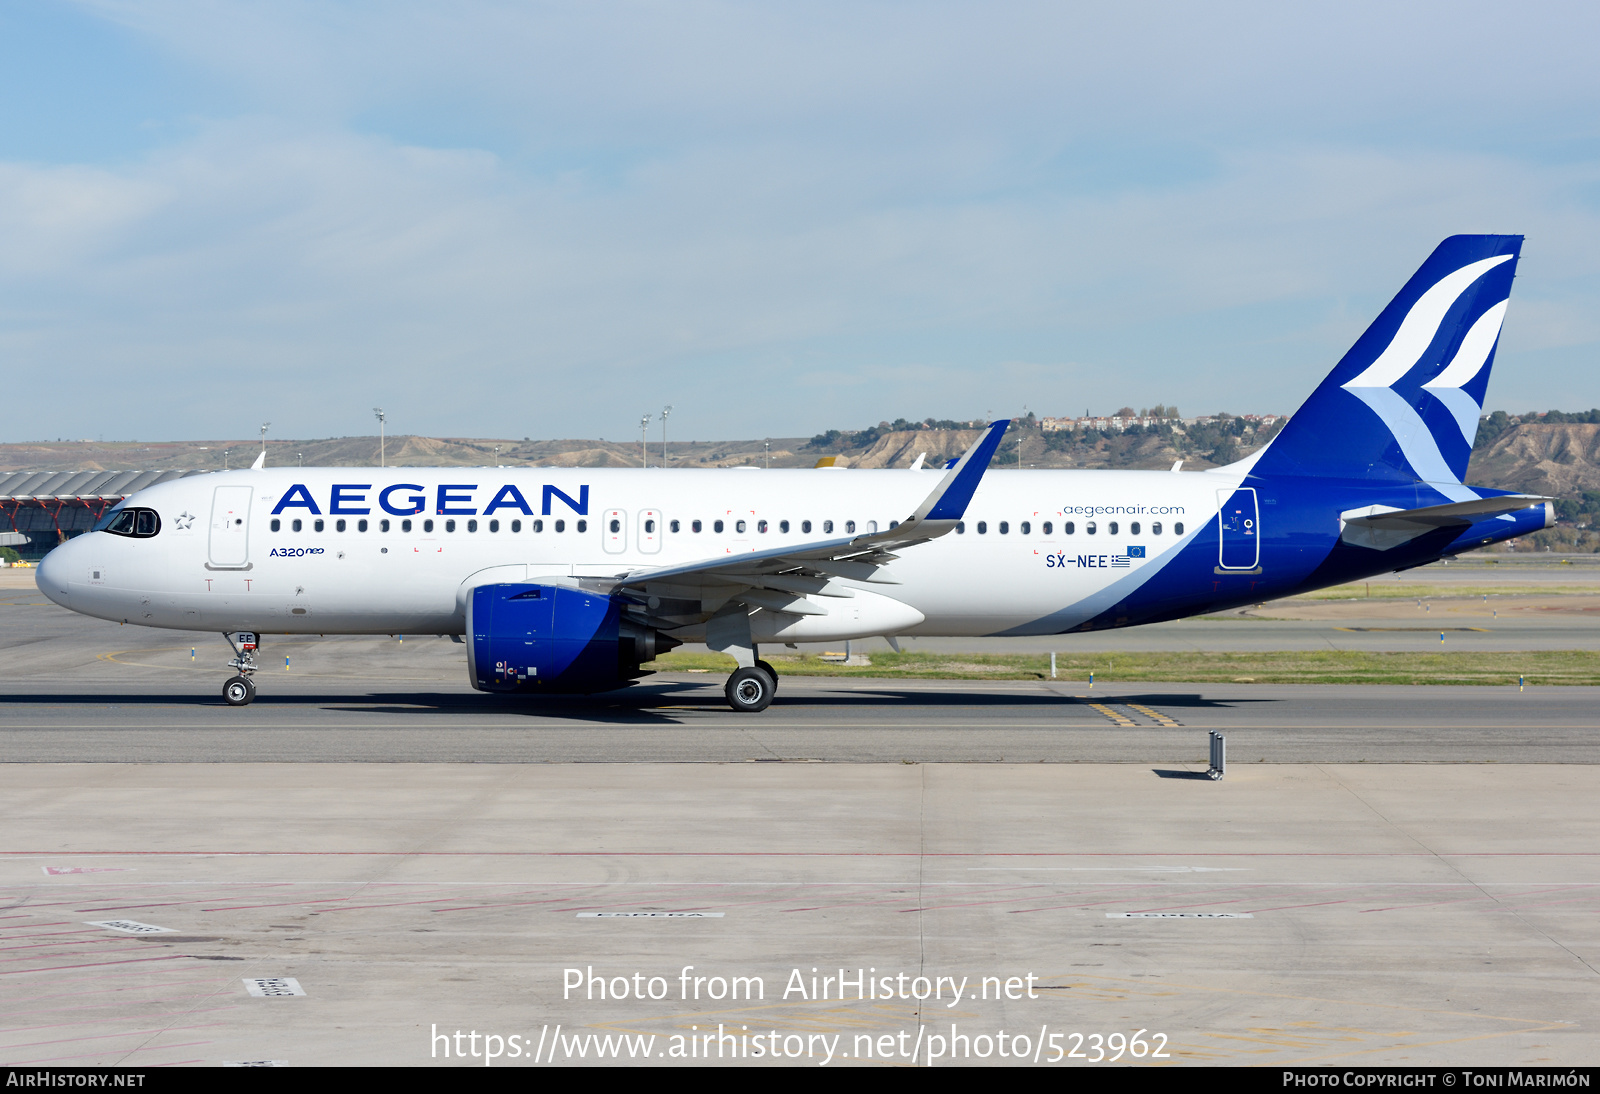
592;419;1010;605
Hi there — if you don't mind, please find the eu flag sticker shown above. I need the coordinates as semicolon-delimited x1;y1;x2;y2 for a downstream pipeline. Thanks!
1127;545;1146;558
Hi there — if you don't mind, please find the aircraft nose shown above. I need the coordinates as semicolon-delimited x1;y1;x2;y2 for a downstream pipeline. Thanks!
35;541;74;609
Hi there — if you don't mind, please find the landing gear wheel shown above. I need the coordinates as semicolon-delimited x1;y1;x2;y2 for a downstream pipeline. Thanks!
725;666;775;713
755;659;779;694
222;675;256;706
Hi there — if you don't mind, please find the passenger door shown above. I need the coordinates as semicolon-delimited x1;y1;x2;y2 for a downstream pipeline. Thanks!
1216;487;1260;570
208;486;253;568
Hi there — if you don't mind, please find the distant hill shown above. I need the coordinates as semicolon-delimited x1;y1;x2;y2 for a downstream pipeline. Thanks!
1467;422;1600;496
4;420;1598;500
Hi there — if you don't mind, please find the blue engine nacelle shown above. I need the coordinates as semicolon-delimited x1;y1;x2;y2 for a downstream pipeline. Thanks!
466;583;678;694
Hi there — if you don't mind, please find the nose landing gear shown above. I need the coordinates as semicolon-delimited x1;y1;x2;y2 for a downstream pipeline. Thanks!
222;631;259;706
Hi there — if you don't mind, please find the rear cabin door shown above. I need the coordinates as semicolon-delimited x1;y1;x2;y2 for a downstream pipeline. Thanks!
1216;487;1260;570
208;485;253;567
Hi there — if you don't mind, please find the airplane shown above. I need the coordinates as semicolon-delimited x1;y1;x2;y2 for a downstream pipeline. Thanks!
36;234;1552;712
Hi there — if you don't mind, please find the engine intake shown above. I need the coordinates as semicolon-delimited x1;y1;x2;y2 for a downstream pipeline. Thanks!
466;583;677;694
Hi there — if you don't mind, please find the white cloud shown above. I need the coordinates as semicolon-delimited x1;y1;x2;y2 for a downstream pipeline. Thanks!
2;3;1596;439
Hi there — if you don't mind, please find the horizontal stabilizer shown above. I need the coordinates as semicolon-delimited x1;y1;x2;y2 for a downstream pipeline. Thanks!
1340;494;1552;551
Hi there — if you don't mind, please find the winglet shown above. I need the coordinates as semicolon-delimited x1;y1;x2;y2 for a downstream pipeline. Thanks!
250;450;266;471
913;419;1010;522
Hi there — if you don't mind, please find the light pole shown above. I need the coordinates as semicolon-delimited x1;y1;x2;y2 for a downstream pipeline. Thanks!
764;439;770;469
260;422;270;464
660;405;672;467
639;414;652;468
297;452;303;467
373;408;386;468
493;445;501;465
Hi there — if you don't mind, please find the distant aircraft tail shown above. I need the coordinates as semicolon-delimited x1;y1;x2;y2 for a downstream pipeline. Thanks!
1251;235;1522;502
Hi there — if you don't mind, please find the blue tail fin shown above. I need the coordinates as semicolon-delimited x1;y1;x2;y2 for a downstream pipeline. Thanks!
1252;235;1522;502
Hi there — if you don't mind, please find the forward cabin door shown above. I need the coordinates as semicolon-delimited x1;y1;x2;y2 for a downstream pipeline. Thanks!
1216;487;1260;570
208;486;253;568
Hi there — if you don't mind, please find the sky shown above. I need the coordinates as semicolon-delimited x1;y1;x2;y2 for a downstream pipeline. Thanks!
2;1;1599;443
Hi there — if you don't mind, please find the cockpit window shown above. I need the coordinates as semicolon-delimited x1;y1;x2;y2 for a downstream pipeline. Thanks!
103;507;161;539
93;501;128;532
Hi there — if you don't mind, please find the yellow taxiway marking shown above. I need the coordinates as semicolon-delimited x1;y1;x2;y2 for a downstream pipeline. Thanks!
1126;702;1183;727
1085;702;1138;727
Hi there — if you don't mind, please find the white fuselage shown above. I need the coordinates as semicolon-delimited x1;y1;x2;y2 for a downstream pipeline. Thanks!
37;465;1238;641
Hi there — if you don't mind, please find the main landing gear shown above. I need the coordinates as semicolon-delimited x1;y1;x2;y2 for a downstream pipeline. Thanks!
222;631;259;706
725;661;778;713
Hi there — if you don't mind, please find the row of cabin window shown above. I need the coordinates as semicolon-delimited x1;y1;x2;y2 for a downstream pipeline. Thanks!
955;519;1183;536
666;519;871;534
270;517;585;534
267;515;1187;538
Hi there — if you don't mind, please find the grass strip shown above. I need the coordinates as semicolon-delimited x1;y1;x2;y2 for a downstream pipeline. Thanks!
645;649;1600;686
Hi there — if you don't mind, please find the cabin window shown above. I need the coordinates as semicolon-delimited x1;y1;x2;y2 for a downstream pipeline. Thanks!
801;520;812;533
576;519;587;532
554;519;565;532
271;518;281;532
998;521;1009;534
381;519;391;532
644;519;656;533
488;519;499;532
335;519;347;532
445;519;456;533
735;520;746;533
532;519;543;532
845;520;856;533
956;521;965;534
401;519;412;533
609;519;621;533
1108;521;1118;535
358;518;368;532
314;518;325;533
510;519;520;532
757;520;768;533
977;521;987;534
467;519;478;532
1174;521;1184;535
1130;521;1140;535
1086;521;1096;535
823;520;833;533
1021;521;1030;534
1151;521;1162;535
1063;521;1074;535
714;520;725;533
669;519;680;532
1042;521;1052;535
692;519;702;532
889;520;898;529
780;520;790;532
292;519;303;532
423;519;434;533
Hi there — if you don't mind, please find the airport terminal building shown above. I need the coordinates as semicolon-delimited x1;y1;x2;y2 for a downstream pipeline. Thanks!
0;470;206;561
